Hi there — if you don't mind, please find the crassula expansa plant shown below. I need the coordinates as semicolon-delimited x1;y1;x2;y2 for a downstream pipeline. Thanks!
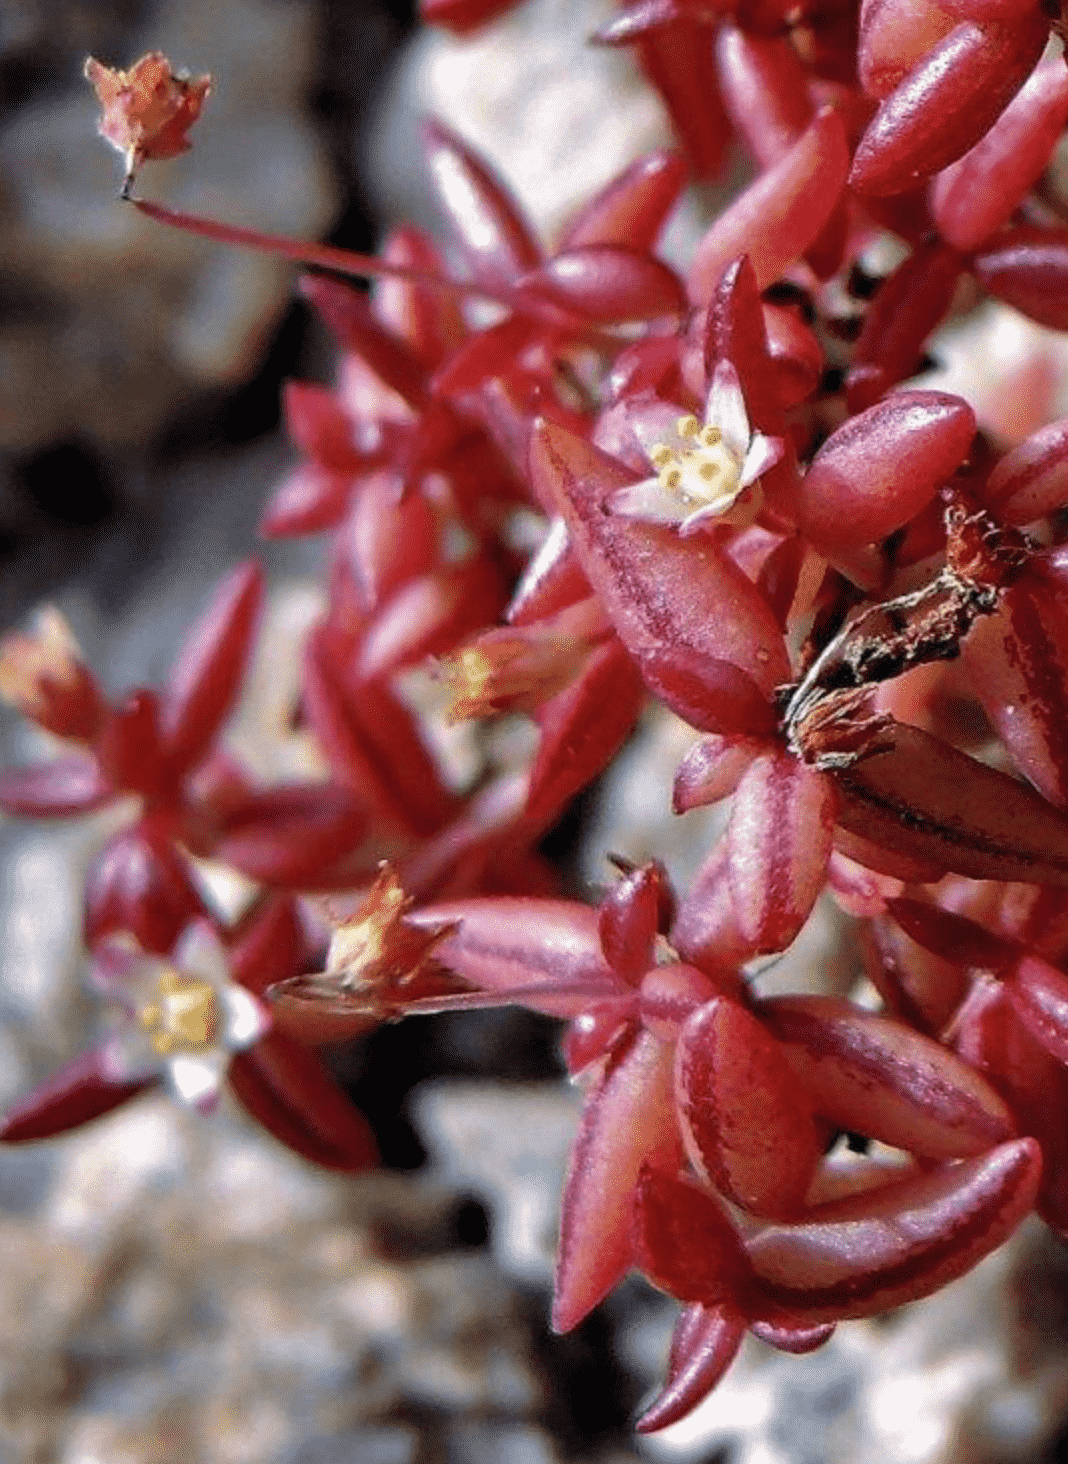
5;4;1068;1431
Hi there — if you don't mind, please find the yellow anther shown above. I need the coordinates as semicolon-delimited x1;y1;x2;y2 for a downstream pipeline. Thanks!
677;415;701;439
140;968;220;1052
699;425;723;447
649;444;674;468
662;467;682;490
698;461;719;481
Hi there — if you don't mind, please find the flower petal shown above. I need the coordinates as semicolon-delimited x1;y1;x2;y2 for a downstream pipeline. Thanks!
705;359;750;458
739;431;784;489
609;476;686;525
168;1052;227;1111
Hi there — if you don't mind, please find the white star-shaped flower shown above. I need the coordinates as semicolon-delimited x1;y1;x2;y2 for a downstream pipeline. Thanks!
95;922;271;1111
609;360;783;536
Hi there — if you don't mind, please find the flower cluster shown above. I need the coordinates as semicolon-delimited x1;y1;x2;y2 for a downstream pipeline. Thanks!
7;0;1068;1432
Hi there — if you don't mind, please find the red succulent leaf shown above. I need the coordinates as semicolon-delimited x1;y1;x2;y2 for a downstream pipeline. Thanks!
672;733;764;813
849;14;1049;197
800;391;976;550
725;751;836;952
983;417;1068;525
885;896;1019;971
931;58;1068;253
857;0;956;98
636;1302;747;1434
973;226;1068;333
833;721;1068;885
356;557;508;682
761;993;1017;1159
615;12;732;177
299;276;429;410
526;639;647;825
560;150;688;251
845;243;963;413
0;1047;149;1143
553;1027;684;1332
1006;952;1068;1067
84;819;208;953
688;108;850;303
598;860;672;985
228;1028;378;1172
528;418;791;719
639;962;724;1039
419;0;522;32
748;1316;836;1353
0;754;114;818
430;315;539;398
715;25;815;169
213;783;371;889
631;1165;750;1304
229;896;313;997
96;690;171;799
505;520;592;626
513;247;686;325
744;1137;1042;1322
158;561;263;776
374;224;468;368
422;119;543;289
675;997;825;1219
410;895;621;1017
259;462;358;538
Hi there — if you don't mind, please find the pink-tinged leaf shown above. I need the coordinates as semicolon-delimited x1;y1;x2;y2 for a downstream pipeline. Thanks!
230;896;312;997
637;1303;746;1434
228;1029;378;1172
356;557;508;681
832;825;947;886
715;25;814;168
562;1008;637;1076
860;913;969;1036
800;391;975;549
748;1317;836;1353
398;768;534;902
835;721;1068;885
213;784;370;888
528;419;791;718
745;1137;1042;1322
849;14;1049;197
760;993;1016;1159
973;226;1068;332
259;463;355;538
410;896;621;1017
560;150;688;251
672;734;763;813
514;247;686;325
639;962;727;1041
282;381;361;468
962;576;1068;808
638;651;780;740
885;896;1018;971
984;417;1068;524
858;0;956;98
845;243;963;412
598;861;671;984
763;304;824;408
1007;953;1068;1066
506;520;592;626
0;1048;148;1143
671;839;754;975
430;315;538;398
159;561;263;776
726;752;836;953
553;1028;685;1332
632;1166;750;1303
628;18;733;178
422;119;542;289
676;998;825;1219
373;224;467;368
0;754;113;817
931;60;1068;252
303;633;448;837
96;690;171;799
332;471;438;610
688;109;850;304
85;820;208;953
419;0;522;33
299;276;429;409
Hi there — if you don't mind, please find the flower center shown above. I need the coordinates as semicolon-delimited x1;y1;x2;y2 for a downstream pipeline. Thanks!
649;415;742;510
139;969;221;1055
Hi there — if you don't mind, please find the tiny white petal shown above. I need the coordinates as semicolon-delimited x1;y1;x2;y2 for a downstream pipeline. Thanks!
629;400;694;457
609;477;686;525
738;432;784;489
168;1052;226;1111
220;985;271;1050
705;360;750;460
100;1029;159;1083
173;920;231;992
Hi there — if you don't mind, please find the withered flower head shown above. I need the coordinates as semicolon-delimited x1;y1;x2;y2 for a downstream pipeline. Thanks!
84;51;211;194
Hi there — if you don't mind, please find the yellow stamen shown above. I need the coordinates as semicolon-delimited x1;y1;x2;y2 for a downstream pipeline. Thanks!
139;967;220;1053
